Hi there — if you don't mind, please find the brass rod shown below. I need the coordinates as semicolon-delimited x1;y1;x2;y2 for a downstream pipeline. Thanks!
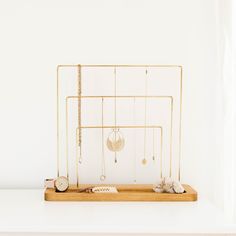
79;125;163;129
178;66;183;181
160;127;163;179
57;64;182;68
65;99;69;180
56;66;60;178
169;97;173;178
67;95;173;99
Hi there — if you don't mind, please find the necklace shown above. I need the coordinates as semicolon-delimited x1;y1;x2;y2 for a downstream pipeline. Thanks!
133;97;137;183
76;65;82;188
152;128;156;162
100;97;106;181
106;67;125;163
77;65;82;164
142;68;148;165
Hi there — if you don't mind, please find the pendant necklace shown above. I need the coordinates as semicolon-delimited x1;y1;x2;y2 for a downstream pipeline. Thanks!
133;97;137;183
106;67;125;163
100;97;106;181
142;68;148;165
76;65;82;188
152;128;155;161
77;65;82;164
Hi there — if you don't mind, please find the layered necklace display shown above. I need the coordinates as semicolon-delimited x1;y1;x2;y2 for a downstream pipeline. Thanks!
79;67;158;182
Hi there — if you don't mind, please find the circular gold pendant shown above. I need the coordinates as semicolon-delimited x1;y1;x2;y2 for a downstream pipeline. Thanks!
142;158;147;165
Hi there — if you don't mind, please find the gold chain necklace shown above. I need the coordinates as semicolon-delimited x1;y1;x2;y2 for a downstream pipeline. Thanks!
100;97;106;181
106;67;125;163
142;68;148;165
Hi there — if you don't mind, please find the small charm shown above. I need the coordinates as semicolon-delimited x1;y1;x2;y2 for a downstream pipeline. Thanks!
100;175;106;181
142;158;147;165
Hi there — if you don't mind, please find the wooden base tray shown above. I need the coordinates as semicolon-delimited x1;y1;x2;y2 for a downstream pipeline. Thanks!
45;184;197;201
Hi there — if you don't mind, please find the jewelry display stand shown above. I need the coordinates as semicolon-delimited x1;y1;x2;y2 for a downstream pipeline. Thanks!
44;64;197;201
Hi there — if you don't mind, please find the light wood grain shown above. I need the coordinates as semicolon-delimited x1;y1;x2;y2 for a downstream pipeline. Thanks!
45;184;197;201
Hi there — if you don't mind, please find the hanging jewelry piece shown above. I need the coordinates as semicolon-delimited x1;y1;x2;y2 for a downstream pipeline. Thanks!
77;65;82;164
100;97;106;181
106;67;125;163
142;68;148;165
76;65;82;189
76;128;80;188
133;97;137;183
107;129;125;153
152;128;155;161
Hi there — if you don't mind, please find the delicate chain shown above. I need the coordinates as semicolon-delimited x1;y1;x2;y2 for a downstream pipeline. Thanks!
101;97;106;179
78;65;82;164
143;68;148;164
152;128;155;161
76;128;79;188
133;97;137;182
114;67;117;163
76;65;82;188
114;67;117;128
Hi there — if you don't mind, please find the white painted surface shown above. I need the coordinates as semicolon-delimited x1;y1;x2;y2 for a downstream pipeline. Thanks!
0;189;235;235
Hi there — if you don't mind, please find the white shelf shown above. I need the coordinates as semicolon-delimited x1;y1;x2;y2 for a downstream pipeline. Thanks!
0;189;235;235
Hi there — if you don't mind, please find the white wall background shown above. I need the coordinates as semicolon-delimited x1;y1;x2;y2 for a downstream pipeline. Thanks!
0;0;222;202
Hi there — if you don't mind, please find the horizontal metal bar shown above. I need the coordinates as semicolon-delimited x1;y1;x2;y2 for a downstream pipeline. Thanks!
80;125;162;129
66;95;173;99
57;64;182;68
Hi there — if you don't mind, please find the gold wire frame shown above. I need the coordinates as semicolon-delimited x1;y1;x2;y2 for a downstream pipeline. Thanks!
57;64;183;183
66;96;170;189
74;127;163;189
